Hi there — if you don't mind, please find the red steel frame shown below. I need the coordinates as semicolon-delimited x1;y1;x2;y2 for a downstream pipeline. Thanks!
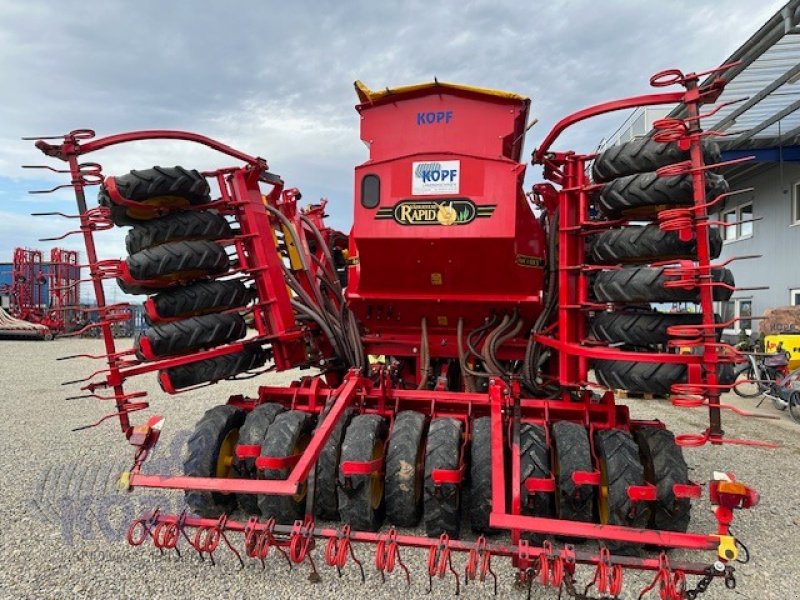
9;246;80;333
27;64;770;597
11;247;46;322
47;247;80;332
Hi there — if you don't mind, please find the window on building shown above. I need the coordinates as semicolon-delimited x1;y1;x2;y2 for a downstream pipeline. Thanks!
793;181;800;225
717;298;753;337
791;288;800;306
721;203;753;242
739;204;753;238
722;209;737;241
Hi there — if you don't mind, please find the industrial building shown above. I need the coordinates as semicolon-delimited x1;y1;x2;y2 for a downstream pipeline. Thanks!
601;1;800;338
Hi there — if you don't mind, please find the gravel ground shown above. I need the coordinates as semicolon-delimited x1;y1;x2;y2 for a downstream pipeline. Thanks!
0;337;798;599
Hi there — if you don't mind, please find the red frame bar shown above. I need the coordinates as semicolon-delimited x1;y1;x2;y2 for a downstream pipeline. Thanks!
129;372;363;494
533;92;685;162
133;511;721;577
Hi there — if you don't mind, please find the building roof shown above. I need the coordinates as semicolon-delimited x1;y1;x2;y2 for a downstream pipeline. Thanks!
601;2;800;181
671;0;800;180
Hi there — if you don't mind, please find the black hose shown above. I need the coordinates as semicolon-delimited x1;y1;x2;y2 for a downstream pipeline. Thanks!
457;318;477;392
299;212;365;370
267;204;367;370
299;213;340;291
417;317;430;389
290;299;344;359
482;314;511;377
523;210;559;391
467;314;498;360
491;311;523;380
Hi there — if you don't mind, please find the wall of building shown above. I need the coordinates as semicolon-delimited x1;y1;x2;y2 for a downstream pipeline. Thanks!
715;161;800;335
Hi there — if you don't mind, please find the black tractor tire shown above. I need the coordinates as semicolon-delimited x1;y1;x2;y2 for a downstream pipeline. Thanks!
589;225;723;264
125;211;232;255
146;280;253;324
121;240;229;294
594;361;684;396
591;137;721;183
424;418;464;539
313;408;356;521
99;166;210;226
594;171;728;217
551;421;594;525
257;410;316;524
183;404;246;518
589;310;719;348
593;266;735;304
520;423;553;544
135;312;247;360
468;416;493;534
594;360;735;395
385;410;428;527
159;346;268;392
235;403;286;516
337;414;388;531
595;429;648;555
634;427;691;533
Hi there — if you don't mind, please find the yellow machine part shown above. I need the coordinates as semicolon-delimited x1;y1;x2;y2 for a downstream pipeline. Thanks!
354;79;528;104
261;194;304;272
764;334;800;370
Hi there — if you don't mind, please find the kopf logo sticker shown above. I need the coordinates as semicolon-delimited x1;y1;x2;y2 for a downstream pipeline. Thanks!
416;111;453;125
412;160;460;196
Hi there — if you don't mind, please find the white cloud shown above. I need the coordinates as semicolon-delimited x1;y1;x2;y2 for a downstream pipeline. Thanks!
0;0;789;275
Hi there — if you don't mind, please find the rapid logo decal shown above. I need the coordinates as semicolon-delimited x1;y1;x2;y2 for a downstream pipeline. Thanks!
412;160;459;195
376;198;495;226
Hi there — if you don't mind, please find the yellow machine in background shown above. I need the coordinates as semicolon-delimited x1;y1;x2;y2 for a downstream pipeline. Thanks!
765;334;800;371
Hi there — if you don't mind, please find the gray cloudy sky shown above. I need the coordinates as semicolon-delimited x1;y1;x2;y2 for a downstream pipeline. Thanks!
0;0;786;286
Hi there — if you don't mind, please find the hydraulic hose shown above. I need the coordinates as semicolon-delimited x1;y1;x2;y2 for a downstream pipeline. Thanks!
457;318;477;392
491;313;523;381
481;314;511;377
417;317;430;390
523;210;559;391
467;314;498;361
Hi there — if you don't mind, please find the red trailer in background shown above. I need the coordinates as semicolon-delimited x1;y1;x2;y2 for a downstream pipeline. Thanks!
48;247;81;331
11;247;46;323
6;246;81;336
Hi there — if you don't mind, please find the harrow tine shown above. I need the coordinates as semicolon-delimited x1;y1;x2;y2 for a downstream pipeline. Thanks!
288;518;320;582
243;516;260;566
465;535;495;594
192;516;232;566
126;508;160;547
348;538;365;583
169;510;190;559
525;566;534;600
324;525;365;582
207;515;244;569
427;533;460;596
374;528;410;586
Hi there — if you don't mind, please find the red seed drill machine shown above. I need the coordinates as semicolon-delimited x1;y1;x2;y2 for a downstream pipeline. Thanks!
29;63;772;598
